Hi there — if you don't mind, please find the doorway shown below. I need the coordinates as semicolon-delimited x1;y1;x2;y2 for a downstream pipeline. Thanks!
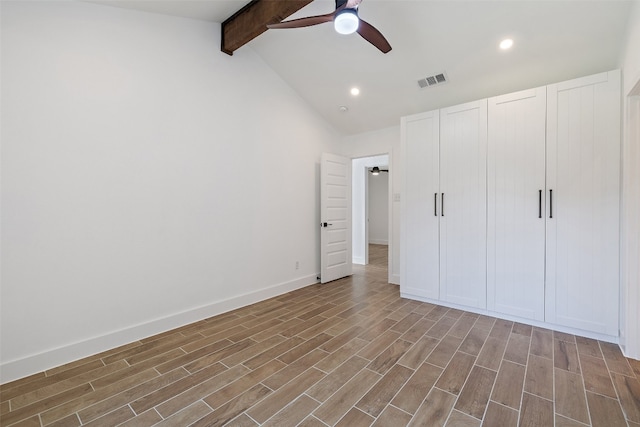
351;155;390;269
621;77;640;359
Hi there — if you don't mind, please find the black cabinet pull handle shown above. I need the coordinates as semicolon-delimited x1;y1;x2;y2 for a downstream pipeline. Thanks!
549;189;553;219
441;193;444;217
538;190;542;218
434;193;438;216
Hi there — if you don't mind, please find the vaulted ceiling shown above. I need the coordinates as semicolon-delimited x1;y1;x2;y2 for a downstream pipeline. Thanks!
85;0;635;135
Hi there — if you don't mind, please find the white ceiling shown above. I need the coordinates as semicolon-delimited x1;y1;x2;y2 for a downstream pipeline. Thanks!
85;0;635;135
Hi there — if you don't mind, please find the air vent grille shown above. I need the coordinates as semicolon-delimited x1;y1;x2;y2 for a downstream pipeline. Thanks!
418;72;448;89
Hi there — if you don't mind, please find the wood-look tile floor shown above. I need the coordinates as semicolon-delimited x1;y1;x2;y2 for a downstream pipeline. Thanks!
2;245;640;427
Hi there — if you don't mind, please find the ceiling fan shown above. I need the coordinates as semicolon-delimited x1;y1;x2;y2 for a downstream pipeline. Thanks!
267;0;392;53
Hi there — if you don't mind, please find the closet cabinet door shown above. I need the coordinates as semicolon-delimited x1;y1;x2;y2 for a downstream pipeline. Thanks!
487;88;546;321
400;110;440;299
439;100;487;309
546;70;621;336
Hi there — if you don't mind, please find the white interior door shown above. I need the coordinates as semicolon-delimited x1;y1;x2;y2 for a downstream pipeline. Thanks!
487;87;546;321
321;153;352;283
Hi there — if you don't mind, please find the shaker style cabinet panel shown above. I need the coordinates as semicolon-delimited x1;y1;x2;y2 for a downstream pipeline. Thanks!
439;100;488;309
487;87;547;321
545;70;621;336
400;110;440;299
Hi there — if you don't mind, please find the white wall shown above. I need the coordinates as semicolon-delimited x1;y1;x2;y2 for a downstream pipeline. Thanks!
0;1;341;382
619;0;640;359
621;1;640;95
342;126;400;284
368;172;389;245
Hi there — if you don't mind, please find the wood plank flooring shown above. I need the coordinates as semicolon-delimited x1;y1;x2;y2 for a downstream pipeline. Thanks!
2;244;640;426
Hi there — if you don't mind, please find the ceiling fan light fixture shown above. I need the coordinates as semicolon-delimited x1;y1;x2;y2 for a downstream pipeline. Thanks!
334;9;359;35
371;166;380;175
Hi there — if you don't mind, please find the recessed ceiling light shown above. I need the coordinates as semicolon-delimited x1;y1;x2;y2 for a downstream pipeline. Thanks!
500;38;514;50
350;87;360;96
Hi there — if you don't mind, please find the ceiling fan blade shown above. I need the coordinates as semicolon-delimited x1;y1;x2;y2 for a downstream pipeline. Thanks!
357;19;392;53
267;12;334;29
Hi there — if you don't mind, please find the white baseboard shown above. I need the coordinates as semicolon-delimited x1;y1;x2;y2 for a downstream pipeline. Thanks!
389;273;400;285
352;256;365;265
0;274;319;384
369;240;388;245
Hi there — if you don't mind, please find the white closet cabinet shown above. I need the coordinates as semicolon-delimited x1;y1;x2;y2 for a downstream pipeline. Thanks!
400;101;487;308
439;100;488;309
401;70;620;339
487;87;547;321
400;110;440;299
545;70;621;336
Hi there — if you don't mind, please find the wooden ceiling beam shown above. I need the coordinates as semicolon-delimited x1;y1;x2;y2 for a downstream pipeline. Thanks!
221;0;314;55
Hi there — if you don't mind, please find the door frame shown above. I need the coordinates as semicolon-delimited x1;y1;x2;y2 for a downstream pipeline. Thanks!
621;75;640;359
364;166;369;265
351;153;392;281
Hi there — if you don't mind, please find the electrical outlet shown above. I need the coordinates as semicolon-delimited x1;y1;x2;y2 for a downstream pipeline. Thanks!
295;261;299;270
